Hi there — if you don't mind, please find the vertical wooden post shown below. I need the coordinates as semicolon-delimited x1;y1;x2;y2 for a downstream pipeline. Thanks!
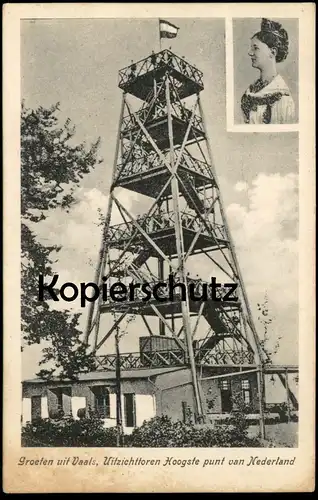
198;96;265;437
158;257;165;336
84;94;126;348
115;327;123;446
158;20;162;51
256;369;266;439
168;260;175;334
285;368;291;422
165;75;204;423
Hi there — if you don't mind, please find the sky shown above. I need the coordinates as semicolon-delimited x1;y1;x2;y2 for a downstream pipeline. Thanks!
21;18;299;381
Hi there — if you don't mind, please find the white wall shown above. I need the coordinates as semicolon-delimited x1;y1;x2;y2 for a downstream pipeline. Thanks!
100;393;156;431
102;418;118;428
71;397;86;419
265;374;299;404
23;392;155;430
135;394;156;427
109;393;116;419
22;397;31;425
41;396;49;419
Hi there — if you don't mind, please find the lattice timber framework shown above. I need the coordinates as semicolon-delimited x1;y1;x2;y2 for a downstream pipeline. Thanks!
84;50;269;422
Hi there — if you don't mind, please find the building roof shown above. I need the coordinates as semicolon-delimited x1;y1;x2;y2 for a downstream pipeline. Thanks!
22;366;186;385
264;365;299;374
22;364;298;386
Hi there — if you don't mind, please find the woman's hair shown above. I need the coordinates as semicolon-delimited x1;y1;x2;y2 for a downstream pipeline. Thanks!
252;18;289;63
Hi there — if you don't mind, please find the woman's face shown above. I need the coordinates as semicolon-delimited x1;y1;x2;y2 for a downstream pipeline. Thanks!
248;37;275;70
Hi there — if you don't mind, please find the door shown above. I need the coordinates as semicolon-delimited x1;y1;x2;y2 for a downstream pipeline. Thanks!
220;380;232;413
31;395;42;421
124;393;136;427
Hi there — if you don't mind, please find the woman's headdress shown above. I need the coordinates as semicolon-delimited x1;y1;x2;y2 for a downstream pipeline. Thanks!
254;18;289;62
260;18;285;39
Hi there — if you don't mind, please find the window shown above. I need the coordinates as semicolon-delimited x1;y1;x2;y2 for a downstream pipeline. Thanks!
220;379;230;391
93;386;110;418
31;396;41;421
56;390;63;412
182;401;193;424
242;379;251;405
124;393;136;427
243;390;250;405
48;387;72;418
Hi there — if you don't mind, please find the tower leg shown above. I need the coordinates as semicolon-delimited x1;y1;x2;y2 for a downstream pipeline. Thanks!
257;369;266;439
158;258;165;336
198;96;265;434
165;75;204;422
285;369;291;422
84;95;125;348
115;328;123;446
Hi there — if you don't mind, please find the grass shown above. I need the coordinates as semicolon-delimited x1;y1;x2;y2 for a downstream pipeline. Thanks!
248;422;298;447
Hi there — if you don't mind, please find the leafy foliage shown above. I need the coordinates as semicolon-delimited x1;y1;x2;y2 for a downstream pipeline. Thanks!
21;101;102;379
21;414;118;447
127;416;190;447
22;411;263;448
214;394;258;447
267;402;298;423
257;293;281;364
21;102;101;219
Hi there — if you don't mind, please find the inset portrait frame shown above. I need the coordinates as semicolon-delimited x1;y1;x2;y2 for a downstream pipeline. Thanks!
226;17;299;132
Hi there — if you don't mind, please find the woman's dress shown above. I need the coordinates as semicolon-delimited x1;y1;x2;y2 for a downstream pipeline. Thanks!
241;74;295;124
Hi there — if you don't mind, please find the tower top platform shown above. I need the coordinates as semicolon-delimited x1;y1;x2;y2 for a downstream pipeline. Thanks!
118;49;204;101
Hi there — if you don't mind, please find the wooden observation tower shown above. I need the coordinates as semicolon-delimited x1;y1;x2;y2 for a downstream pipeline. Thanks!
84;50;279;426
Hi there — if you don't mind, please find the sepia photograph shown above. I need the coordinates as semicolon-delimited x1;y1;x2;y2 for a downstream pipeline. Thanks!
3;3;315;494
20;16;299;450
232;17;299;126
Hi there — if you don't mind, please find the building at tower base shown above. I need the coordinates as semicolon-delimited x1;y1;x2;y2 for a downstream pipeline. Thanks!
22;361;298;430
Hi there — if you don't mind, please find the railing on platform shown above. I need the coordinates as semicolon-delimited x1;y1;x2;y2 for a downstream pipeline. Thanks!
107;211;227;245
95;349;187;370
94;348;254;371
118;50;204;91
121;100;204;136
102;276;237;304
181;153;211;178
195;349;254;365
117;148;212;181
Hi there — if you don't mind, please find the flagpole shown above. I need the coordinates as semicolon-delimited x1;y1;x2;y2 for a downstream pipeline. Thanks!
158;19;162;51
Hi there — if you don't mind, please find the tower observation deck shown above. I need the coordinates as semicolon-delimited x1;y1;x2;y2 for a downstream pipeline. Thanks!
84;49;269;422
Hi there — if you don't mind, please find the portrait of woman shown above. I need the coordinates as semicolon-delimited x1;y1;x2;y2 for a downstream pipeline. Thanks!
240;18;296;125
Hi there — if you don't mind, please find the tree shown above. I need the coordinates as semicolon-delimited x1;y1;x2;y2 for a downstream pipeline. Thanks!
257;293;282;365
21;101;102;379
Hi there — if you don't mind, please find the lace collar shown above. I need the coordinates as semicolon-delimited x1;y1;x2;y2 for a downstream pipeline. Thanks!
246;74;290;98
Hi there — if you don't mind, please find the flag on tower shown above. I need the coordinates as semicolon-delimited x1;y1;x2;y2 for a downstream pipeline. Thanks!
159;19;179;39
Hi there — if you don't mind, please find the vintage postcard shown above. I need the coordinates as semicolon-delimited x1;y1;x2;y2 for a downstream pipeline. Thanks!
3;2;315;493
